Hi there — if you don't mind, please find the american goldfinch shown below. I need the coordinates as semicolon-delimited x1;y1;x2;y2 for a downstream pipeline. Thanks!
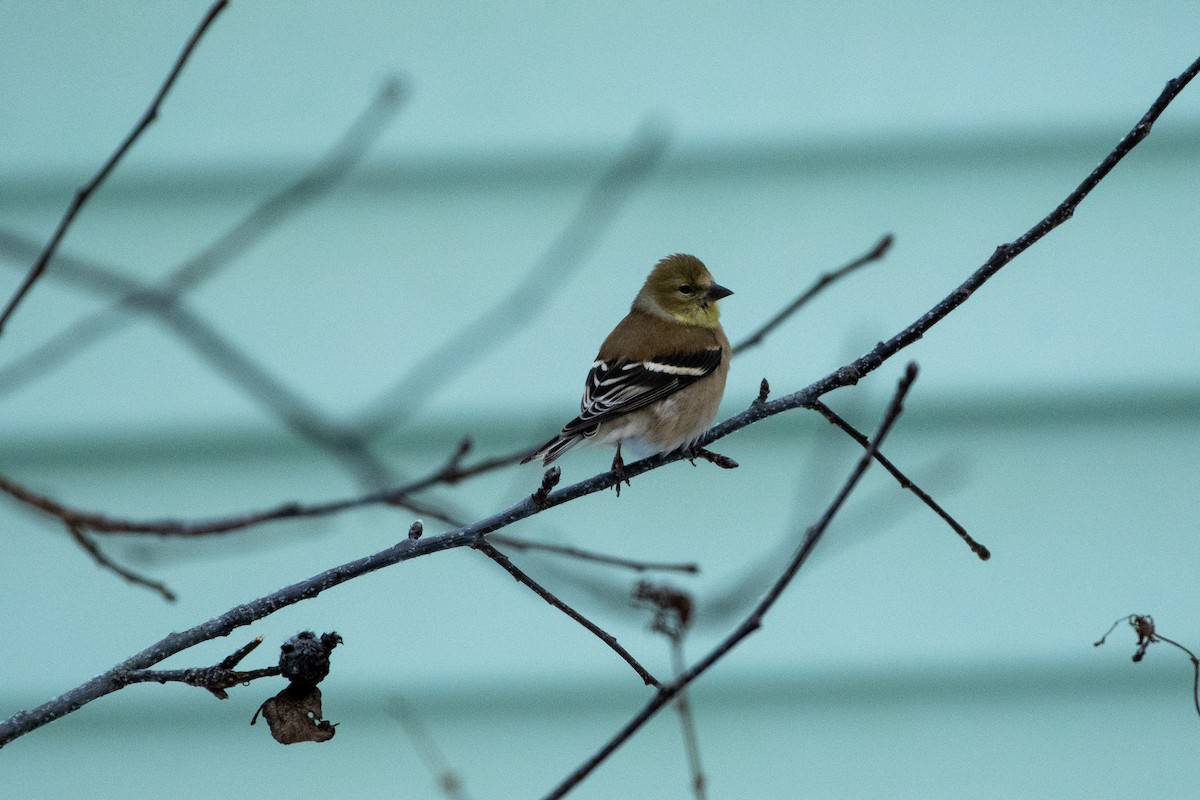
524;254;733;485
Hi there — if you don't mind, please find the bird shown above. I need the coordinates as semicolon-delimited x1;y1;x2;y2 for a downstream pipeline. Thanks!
523;253;733;491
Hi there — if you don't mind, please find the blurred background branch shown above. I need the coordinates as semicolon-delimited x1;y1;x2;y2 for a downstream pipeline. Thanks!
0;0;230;336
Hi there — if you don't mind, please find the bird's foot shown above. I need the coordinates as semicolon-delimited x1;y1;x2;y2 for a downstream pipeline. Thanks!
611;445;631;496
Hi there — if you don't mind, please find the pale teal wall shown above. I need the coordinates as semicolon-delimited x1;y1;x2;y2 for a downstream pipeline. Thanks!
1;3;1199;798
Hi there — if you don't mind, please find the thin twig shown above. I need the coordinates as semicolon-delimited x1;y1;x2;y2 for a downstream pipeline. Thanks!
432;443;537;486
121;637;278;700
543;363;919;799
733;234;893;356
1154;632;1200;719
217;635;267;669
0;0;229;336
490;534;699;574
670;638;707;800
0;438;526;539
122;666;281;694
0;436;501;536
64;523;176;602
474;539;658;687
1095;614;1200;719
809;399;989;560
635;582;706;800
1;446;696;580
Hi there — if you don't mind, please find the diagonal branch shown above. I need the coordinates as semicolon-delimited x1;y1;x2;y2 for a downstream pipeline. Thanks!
687;53;1200;470
474;540;658;686
489;534;699;574
64;522;176;602
733;234;893;356
670;638;707;800
168;81;409;294
800;55;1200;401
0;0;229;336
120;636;279;700
809;399;989;559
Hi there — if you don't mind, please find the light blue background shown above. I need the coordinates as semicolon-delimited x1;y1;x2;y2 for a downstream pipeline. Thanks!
2;2;1199;797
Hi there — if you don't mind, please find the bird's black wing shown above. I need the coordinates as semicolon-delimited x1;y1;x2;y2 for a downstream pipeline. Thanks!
559;346;724;438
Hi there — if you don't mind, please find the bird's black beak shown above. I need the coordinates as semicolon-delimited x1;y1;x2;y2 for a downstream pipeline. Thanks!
706;283;733;301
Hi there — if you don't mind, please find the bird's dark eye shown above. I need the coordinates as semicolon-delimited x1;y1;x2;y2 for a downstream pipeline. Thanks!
678;284;695;295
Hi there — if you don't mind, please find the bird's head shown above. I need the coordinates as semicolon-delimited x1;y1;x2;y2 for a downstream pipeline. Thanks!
634;254;732;329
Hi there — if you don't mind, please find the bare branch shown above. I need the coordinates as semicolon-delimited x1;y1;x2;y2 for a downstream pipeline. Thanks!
1095;614;1200;719
678;54;1200;493
2;439;694;583
0;433;512;537
733;233;893;356
121;637;279;700
0;466;462;536
490;534;699;574
64;523;176;602
0;363;919;748
809;399;989;560
634;581;706;799
805;56;1200;396
474;539;659;687
0;0;229;336
671;638;707;800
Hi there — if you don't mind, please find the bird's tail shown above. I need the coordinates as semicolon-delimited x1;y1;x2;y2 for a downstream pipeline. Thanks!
521;433;583;466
